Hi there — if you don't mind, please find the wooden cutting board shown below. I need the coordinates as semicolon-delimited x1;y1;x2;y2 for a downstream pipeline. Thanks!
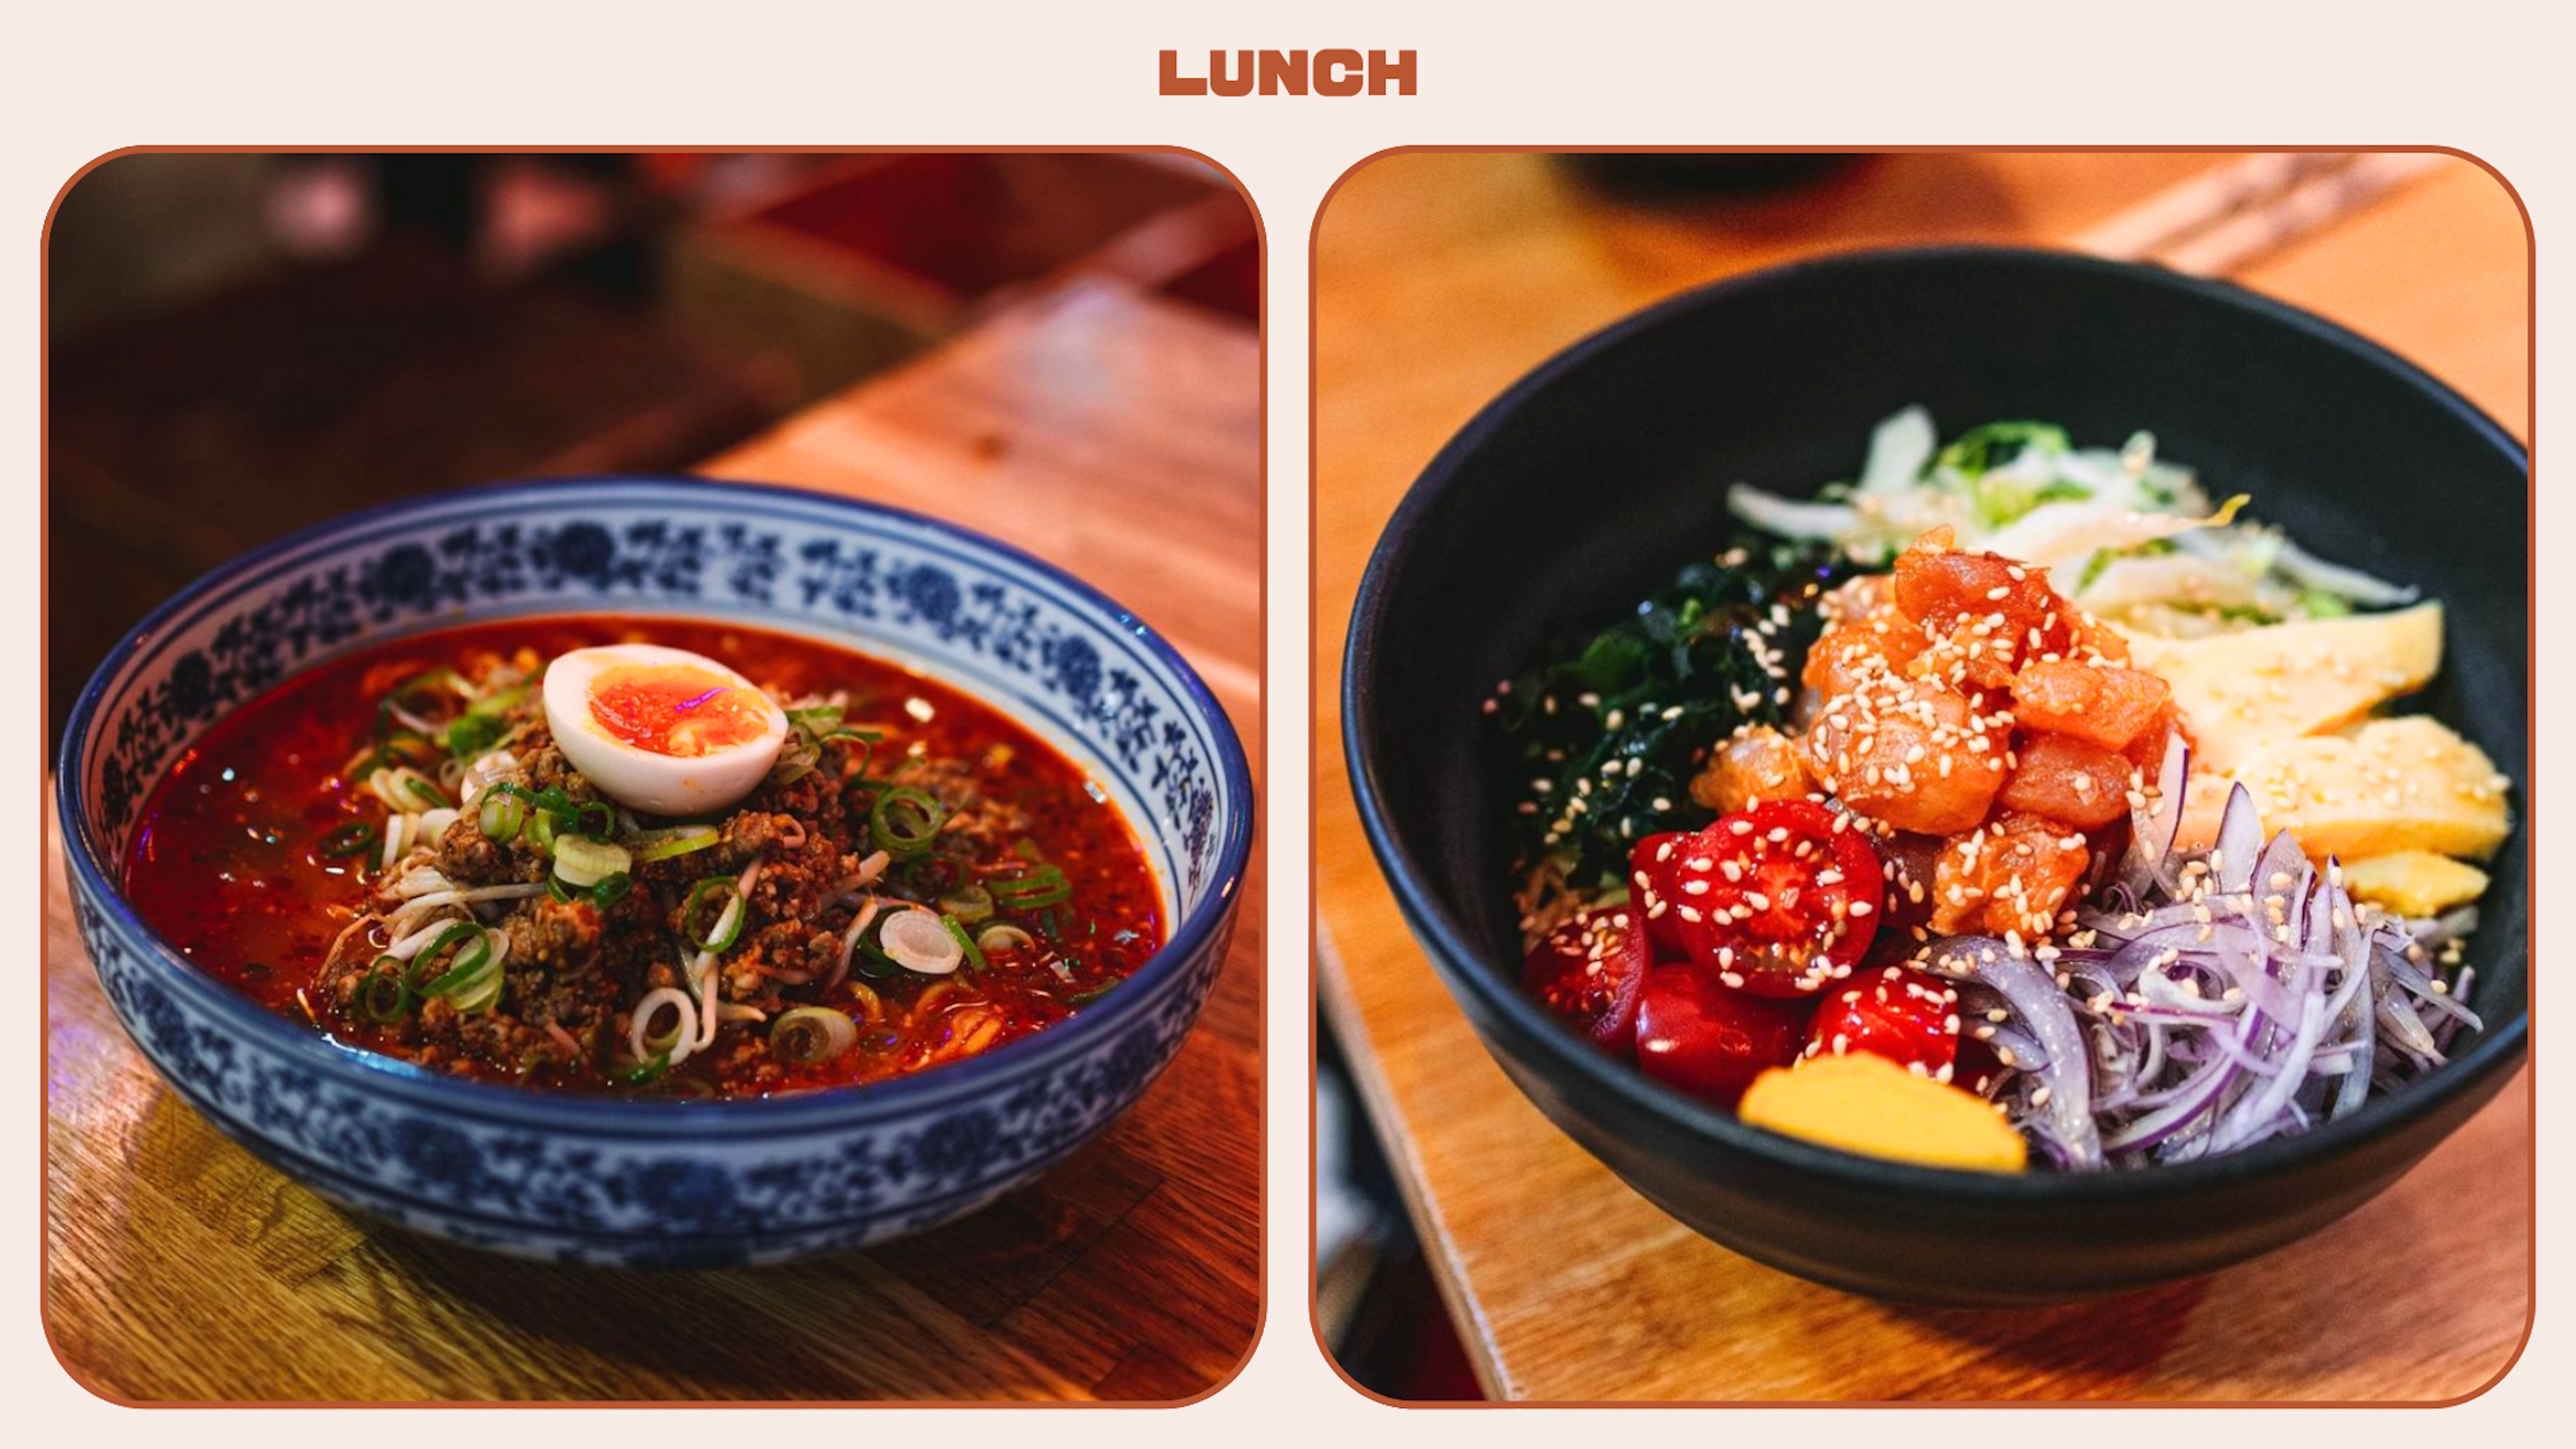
45;280;1265;1403
1314;151;2530;1401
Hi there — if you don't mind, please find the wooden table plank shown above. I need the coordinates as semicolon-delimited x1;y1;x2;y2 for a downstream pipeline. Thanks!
46;280;1263;1403
1314;151;2529;1402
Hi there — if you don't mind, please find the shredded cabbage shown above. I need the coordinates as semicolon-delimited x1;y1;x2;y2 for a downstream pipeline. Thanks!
1725;407;2414;629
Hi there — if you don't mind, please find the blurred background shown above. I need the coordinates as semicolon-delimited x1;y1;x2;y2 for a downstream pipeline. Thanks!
46;150;1258;745
1314;150;2529;1401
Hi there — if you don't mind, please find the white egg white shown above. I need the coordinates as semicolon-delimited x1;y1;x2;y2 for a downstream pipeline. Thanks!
540;644;788;816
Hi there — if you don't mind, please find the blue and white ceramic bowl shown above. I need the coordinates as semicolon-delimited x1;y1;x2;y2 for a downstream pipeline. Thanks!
58;478;1254;1267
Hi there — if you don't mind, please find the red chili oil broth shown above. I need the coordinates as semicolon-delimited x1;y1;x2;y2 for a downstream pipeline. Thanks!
121;615;1167;1097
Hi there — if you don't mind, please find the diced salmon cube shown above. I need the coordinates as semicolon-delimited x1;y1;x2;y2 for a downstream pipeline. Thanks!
2011;660;2172;751
1803;676;2008;836
2123;702;2182;771
1692;726;1815;813
1996;731;2137;828
1893;528;2076;690
2068;612;2132;664
1929;811;2092;937
1802;601;1929;698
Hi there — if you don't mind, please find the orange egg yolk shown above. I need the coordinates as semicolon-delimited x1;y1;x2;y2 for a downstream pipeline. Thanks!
586;664;771;759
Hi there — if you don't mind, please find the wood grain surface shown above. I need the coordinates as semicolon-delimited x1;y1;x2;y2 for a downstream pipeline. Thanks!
46;280;1264;1403
1313;151;2531;1402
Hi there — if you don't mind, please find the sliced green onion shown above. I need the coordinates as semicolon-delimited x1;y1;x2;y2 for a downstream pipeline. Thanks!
414;920;484;980
977;923;1036;955
683;877;745;952
445;711;508;760
1067;981;1120;1008
770;1006;859;1065
990;864;1071;910
786;704;845;735
937;883;995;923
769;739;821;786
943;915;987;973
828;727;881;777
417;922;502;1014
551;835;633;889
449;682;529;752
879;908;963;975
572;800;615;843
627;823;720;863
869;786;947;858
390;666;460;710
354;970;412;1024
527;809;557;853
319;822;379;859
367;765;445;813
590;871;635;910
477;789;529;843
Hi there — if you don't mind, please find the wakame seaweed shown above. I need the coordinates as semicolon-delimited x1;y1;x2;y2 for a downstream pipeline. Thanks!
1494;533;1855;892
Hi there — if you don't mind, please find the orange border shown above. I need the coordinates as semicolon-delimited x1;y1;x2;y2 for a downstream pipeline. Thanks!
1305;144;2538;1409
38;144;1270;1409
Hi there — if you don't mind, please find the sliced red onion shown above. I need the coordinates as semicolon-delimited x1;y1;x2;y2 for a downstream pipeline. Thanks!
1921;936;2102;1169
1921;816;2477;1171
2212;784;2263;894
2119;733;2190;895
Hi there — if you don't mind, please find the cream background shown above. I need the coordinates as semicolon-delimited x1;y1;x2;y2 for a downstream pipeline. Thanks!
3;0;2559;1431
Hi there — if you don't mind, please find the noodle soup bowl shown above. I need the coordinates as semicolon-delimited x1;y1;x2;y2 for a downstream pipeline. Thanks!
60;478;1254;1267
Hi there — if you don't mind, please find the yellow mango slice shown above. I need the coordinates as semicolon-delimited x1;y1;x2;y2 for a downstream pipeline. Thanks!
1739;1053;2027;1173
2231;715;2512;864
2342;850;2491;918
2122;604;2443;773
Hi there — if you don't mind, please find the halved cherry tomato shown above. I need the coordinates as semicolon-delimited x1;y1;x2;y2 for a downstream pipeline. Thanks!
1804;963;1962;1080
1661;800;1886;997
1627;831;1693;960
1635;964;1814;1107
1521;906;1650;1055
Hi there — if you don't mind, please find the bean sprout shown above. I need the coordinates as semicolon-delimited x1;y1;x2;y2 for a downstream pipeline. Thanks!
829;897;883;990
631;987;698;1068
691;856;766;1050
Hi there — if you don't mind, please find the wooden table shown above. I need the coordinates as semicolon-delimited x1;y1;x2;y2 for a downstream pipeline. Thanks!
1314;151;2530;1402
46;280;1264;1403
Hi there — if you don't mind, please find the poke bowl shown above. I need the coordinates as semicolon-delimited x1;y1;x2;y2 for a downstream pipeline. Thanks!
58;476;1254;1268
1344;247;2528;1303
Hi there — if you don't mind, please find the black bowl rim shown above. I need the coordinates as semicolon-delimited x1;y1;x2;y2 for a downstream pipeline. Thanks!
1344;243;2530;1203
58;474;1257;1134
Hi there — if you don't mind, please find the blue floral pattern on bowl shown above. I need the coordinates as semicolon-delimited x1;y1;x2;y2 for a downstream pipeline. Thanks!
58;478;1255;1267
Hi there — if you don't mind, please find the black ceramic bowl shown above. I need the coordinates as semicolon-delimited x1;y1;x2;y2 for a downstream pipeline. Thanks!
1344;246;2530;1304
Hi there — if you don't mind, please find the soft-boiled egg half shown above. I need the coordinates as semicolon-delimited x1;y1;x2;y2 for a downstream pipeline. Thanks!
541;645;788;816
